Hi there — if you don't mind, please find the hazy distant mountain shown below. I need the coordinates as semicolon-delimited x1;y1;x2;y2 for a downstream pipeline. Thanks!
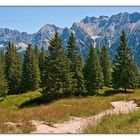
1;12;140;66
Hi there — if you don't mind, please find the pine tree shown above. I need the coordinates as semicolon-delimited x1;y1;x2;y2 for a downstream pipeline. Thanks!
34;46;39;59
39;46;47;88
5;42;21;94
84;47;103;95
112;30;139;92
21;44;40;92
0;52;8;97
100;46;112;87
21;44;32;92
33;46;41;90
42;32;71;101
67;32;86;96
0;50;5;64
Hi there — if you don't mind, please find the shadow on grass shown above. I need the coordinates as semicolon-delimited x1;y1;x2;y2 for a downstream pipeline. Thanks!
19;96;46;108
19;95;84;108
19;89;134;108
0;98;4;102
99;89;134;97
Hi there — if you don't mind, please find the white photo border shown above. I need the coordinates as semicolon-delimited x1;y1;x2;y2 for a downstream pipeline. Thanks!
0;0;140;140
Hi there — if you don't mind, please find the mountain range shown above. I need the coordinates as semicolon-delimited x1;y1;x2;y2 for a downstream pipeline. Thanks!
1;12;140;67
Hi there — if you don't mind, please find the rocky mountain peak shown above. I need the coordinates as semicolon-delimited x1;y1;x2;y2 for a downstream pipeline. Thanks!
1;12;140;66
82;16;98;24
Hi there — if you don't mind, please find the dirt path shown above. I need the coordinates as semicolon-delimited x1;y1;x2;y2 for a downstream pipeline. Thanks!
31;100;139;134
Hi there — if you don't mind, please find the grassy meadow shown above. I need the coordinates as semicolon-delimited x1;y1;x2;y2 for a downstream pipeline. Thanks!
1;87;140;133
84;109;140;134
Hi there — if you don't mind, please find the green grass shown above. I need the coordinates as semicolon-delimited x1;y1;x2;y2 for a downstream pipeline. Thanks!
1;88;140;133
84;109;140;134
83;89;140;134
0;90;41;109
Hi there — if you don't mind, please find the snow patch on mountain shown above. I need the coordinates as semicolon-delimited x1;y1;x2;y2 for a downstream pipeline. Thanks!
0;44;4;48
91;36;100;40
15;42;28;52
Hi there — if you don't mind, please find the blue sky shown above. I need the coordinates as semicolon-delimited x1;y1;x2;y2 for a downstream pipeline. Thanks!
0;7;140;34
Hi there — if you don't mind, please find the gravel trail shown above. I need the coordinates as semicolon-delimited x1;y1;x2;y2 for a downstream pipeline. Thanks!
31;100;139;134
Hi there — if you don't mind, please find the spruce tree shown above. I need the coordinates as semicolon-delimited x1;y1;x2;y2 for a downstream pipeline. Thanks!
34;45;39;59
84;47;103;95
21;44;32;92
21;44;40;92
0;53;8;97
33;45;41;89
67;32;86;96
112;30;139;92
5;42;21;94
33;46;41;90
0;50;5;64
100;46;112;87
39;46;47;88
42;32;71;101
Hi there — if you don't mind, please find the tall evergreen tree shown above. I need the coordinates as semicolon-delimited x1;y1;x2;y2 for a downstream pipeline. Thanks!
0;50;5;64
33;46;41;90
21;44;40;92
100;46;112;86
34;46;39;59
84;47;103;95
21;44;32;92
39;46;47;88
0;53;8;97
112;30;139;92
5;42;21;94
42;33;71;101
67;32;86;96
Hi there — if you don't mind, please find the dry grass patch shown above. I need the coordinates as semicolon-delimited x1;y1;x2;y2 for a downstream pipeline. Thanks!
0;93;112;133
0;88;140;133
